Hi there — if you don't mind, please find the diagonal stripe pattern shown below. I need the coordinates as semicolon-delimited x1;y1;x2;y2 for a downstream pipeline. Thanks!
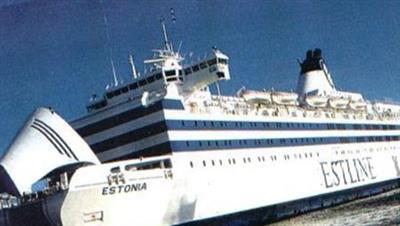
30;118;79;161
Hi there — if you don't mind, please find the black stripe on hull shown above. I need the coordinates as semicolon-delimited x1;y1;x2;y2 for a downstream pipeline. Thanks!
176;179;400;226
91;120;168;153
76;101;164;137
104;142;172;163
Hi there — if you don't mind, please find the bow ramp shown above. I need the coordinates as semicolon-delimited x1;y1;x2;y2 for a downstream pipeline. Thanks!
0;107;100;196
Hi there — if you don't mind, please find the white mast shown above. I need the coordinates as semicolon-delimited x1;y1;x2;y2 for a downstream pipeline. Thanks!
129;54;138;79
110;59;118;86
161;18;172;52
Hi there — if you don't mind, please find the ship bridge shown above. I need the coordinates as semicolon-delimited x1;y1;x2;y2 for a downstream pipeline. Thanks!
182;48;230;92
85;21;230;114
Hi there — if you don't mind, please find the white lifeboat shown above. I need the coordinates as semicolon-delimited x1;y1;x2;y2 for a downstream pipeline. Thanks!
349;100;367;111
305;95;328;108
272;92;298;105
328;97;349;109
239;89;272;104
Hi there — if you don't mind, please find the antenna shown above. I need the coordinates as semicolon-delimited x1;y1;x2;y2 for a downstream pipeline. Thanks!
160;18;171;52
110;59;118;86
177;41;183;54
101;3;119;87
129;54;138;79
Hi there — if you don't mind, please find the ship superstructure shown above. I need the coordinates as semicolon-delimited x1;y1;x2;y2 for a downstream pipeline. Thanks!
72;25;400;165
72;21;230;162
1;21;400;226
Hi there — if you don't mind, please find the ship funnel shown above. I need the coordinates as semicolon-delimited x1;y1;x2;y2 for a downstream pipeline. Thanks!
296;48;336;97
0;108;100;196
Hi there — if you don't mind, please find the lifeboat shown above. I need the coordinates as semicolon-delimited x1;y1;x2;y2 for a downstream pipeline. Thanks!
328;97;349;109
349;100;367;111
272;92;298;105
305;95;328;108
239;89;272;104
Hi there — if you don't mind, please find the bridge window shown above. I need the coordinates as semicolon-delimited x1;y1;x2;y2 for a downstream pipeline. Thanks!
138;79;147;86
147;76;155;83
155;73;163;80
192;65;200;72
87;99;107;112
114;89;122;96
165;70;176;76
207;58;217;66
200;62;207;69
218;58;228;65
121;87;128;93
184;68;192;75
129;83;138;90
166;77;177;82
106;92;114;99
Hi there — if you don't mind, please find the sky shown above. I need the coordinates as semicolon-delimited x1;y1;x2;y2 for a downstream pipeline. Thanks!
0;0;400;154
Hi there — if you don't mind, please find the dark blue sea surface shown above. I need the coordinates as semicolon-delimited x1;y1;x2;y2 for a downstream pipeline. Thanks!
270;188;400;226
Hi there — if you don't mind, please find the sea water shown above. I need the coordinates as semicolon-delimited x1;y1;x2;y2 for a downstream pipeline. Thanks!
270;188;400;226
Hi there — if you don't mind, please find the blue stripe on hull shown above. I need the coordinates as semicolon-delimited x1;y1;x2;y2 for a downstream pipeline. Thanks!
176;178;400;226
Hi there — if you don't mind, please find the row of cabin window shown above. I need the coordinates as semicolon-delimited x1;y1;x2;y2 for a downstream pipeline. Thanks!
183;136;400;149
340;136;400;143
105;72;164;99
189;151;319;168
184;138;325;148
87;99;108;112
184;57;228;76
335;145;396;155
189;143;399;169
178;120;400;131
106;68;187;99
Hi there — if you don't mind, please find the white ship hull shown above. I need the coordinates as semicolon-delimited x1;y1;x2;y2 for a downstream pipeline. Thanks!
61;140;400;226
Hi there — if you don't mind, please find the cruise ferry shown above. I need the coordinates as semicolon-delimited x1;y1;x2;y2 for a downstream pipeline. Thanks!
1;21;400;226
